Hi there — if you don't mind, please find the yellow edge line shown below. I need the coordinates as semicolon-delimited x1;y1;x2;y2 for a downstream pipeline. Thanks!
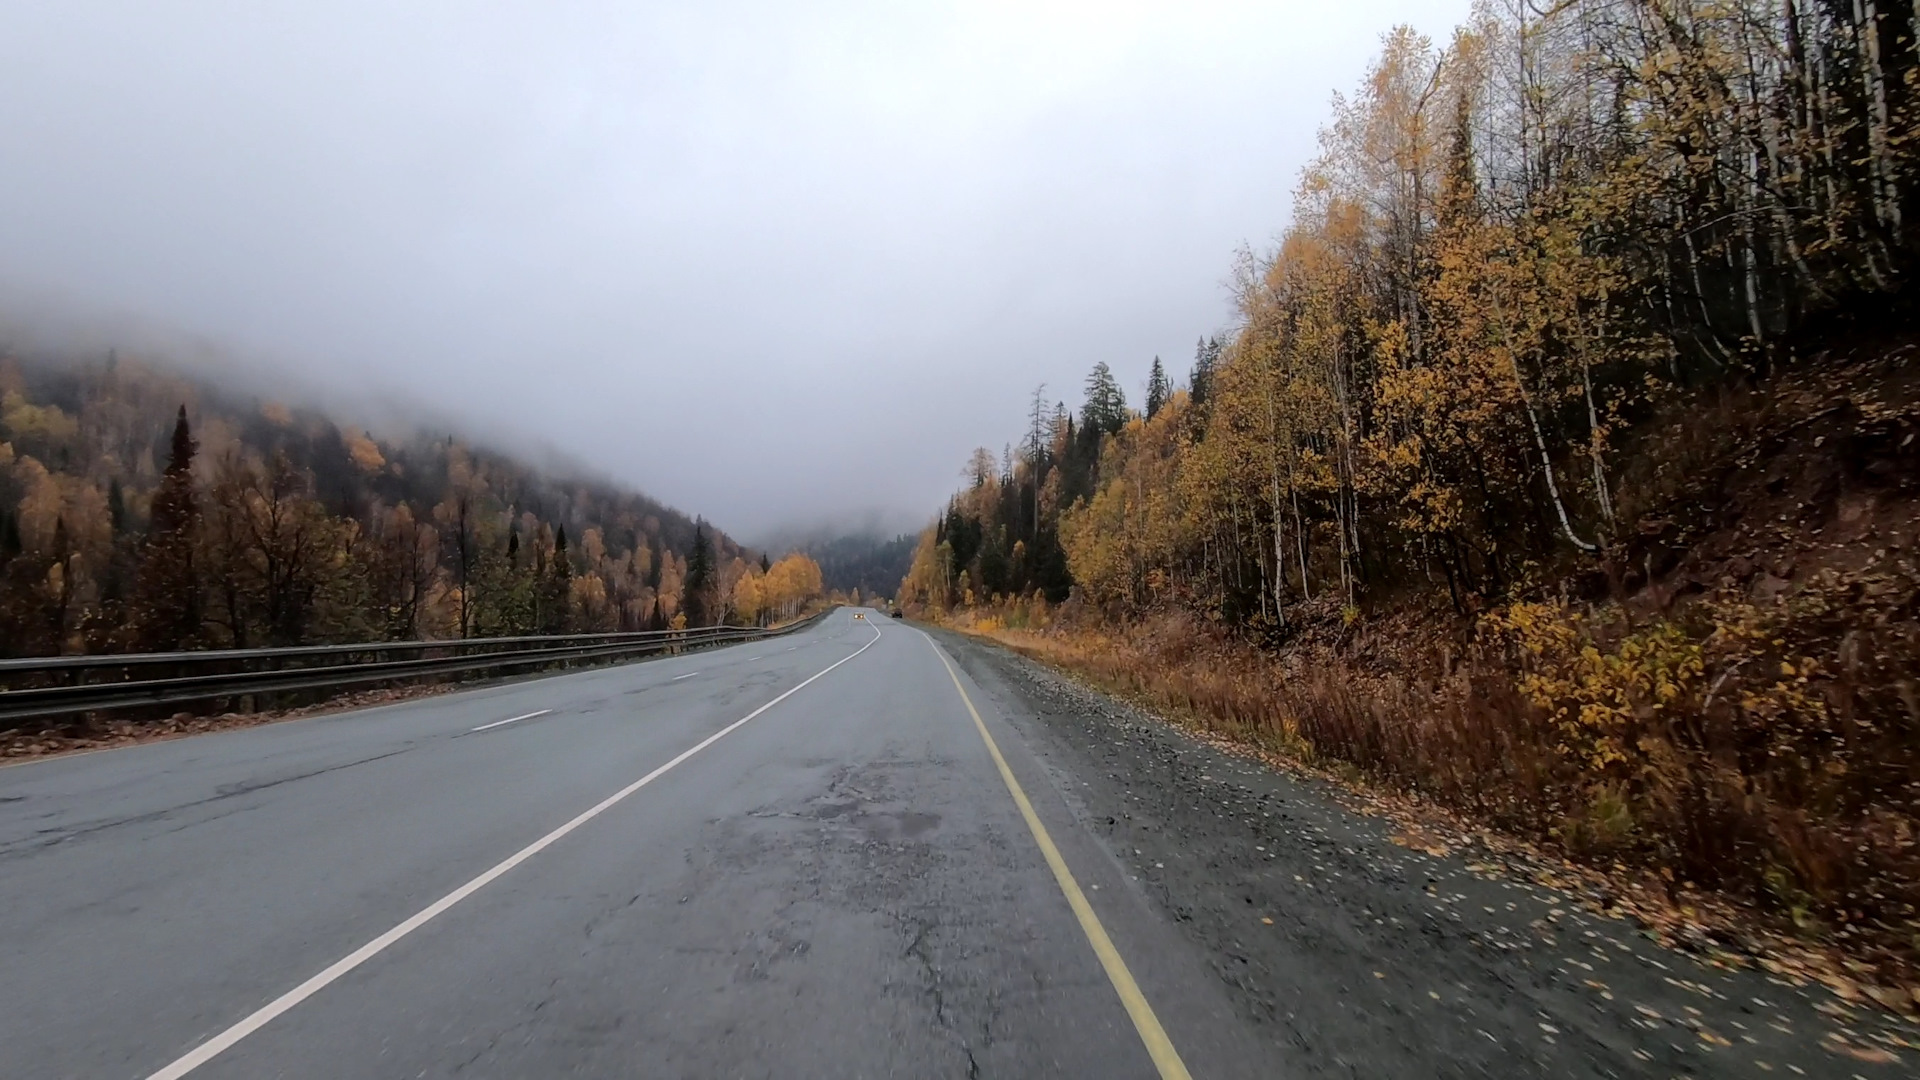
930;641;1193;1080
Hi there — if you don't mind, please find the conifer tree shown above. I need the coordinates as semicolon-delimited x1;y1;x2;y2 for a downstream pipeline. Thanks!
107;479;126;536
1081;362;1127;437
98;478;135;622
1189;337;1219;411
132;406;201;650
1145;357;1170;419
683;525;715;626
540;524;573;633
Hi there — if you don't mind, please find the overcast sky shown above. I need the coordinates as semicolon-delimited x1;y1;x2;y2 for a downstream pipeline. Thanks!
0;0;1470;541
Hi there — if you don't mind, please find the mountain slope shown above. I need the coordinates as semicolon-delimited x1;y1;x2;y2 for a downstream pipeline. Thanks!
0;343;754;654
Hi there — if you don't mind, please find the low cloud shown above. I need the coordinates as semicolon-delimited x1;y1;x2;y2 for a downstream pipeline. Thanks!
0;0;1470;536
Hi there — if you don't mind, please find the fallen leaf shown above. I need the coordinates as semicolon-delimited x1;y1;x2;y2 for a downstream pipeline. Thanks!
1821;1037;1899;1064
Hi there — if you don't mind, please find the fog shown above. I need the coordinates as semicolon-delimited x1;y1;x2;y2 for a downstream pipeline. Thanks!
0;1;1469;541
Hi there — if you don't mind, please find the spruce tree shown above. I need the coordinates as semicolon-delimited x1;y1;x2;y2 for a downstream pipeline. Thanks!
99;480;134;618
132;406;202;650
1145;357;1170;419
1081;362;1127;437
107;479;126;536
683;525;715;627
1189;336;1220;411
541;524;573;633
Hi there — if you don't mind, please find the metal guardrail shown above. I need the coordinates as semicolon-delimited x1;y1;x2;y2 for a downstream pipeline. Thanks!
0;610;833;727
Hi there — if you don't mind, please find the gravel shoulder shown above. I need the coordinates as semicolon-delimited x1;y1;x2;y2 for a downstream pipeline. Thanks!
932;626;1917;1079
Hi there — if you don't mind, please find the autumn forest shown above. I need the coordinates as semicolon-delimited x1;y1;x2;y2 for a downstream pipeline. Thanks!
904;0;1920;977
3;0;1919;990
0;353;826;657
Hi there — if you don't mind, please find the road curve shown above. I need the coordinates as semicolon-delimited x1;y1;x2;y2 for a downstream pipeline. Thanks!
0;610;1259;1078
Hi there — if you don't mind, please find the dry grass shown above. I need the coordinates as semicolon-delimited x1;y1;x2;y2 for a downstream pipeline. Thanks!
942;582;1920;993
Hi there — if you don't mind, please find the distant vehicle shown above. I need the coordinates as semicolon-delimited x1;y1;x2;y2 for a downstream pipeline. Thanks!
889;609;903;619
853;612;865;620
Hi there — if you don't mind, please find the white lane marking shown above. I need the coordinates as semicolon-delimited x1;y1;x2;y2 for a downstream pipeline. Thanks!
671;672;699;681
469;709;551;733
145;620;884;1080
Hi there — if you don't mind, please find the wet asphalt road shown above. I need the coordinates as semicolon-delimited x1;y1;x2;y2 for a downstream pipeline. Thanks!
0;609;1907;1078
0;610;1261;1079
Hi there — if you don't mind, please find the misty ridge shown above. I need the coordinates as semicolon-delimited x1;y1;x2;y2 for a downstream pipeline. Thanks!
0;306;846;656
0;292;643;491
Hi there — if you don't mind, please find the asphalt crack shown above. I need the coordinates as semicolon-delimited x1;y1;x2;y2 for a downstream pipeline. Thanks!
902;912;984;1079
0;743;421;860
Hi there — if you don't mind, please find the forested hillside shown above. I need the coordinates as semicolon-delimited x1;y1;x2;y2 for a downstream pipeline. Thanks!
0;347;823;656
787;531;916;601
904;1;1920;981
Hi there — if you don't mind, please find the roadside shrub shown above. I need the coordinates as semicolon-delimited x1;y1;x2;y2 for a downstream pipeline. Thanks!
956;565;1920;981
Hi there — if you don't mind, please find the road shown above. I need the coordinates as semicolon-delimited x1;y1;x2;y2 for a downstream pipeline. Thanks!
0;609;1903;1077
